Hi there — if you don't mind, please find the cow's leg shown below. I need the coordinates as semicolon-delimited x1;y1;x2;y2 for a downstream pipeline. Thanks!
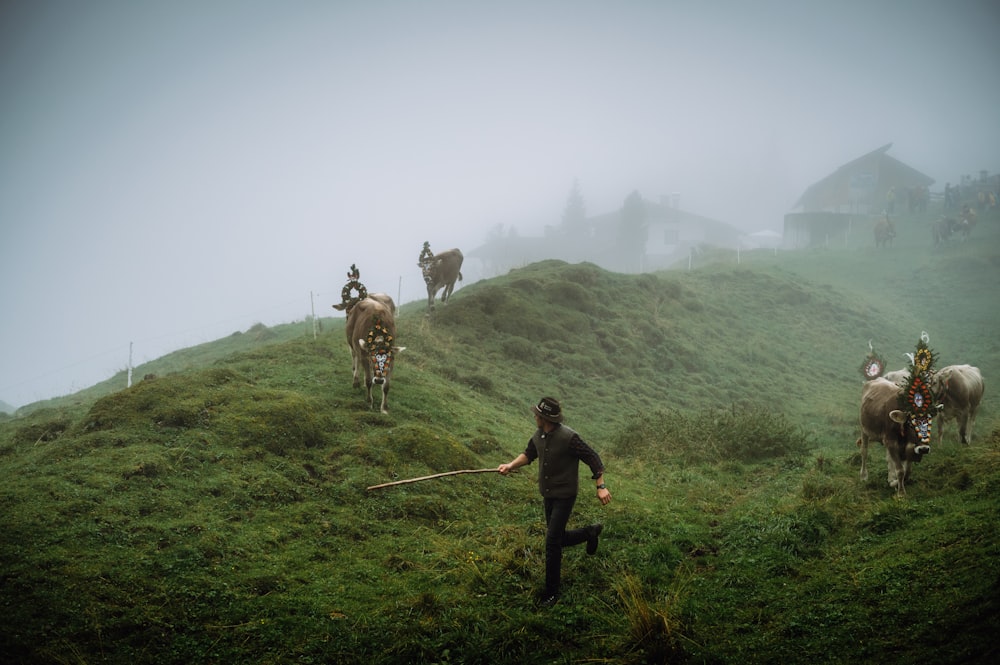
958;413;970;445
351;349;361;388
885;447;897;489
858;435;870;482
379;383;389;414
885;446;905;494
363;364;375;409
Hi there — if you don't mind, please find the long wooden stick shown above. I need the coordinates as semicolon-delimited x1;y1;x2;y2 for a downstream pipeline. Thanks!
366;467;498;490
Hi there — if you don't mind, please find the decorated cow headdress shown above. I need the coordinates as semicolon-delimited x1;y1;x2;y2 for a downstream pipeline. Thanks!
418;242;435;285
334;263;368;312
858;339;887;381
365;316;395;381
898;332;939;445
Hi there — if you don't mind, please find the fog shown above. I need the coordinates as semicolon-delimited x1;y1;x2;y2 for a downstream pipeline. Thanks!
2;0;998;409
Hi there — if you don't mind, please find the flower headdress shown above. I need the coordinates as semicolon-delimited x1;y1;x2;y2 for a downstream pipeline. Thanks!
418;242;435;284
899;332;939;444
366;317;395;378
338;263;368;310
859;339;886;380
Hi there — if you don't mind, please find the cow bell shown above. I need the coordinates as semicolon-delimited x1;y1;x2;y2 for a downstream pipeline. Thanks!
909;414;932;455
370;350;393;382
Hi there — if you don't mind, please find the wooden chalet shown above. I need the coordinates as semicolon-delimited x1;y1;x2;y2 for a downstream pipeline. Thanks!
784;143;934;248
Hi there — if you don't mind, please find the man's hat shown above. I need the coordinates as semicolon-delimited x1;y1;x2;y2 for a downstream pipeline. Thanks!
532;397;563;423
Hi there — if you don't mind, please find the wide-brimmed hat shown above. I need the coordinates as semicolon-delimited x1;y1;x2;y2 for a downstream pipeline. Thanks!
532;397;563;423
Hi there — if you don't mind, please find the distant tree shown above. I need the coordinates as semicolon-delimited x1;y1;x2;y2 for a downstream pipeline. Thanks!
561;179;586;230
486;223;505;243
617;190;647;271
486;223;518;243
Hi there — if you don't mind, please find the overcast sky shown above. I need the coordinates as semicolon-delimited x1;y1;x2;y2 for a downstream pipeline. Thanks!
2;0;998;408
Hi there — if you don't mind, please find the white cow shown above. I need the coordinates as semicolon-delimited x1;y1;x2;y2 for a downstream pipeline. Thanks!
930;365;984;445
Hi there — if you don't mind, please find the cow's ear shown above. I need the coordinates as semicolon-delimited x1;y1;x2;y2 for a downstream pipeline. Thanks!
888;409;907;423
393;346;406;353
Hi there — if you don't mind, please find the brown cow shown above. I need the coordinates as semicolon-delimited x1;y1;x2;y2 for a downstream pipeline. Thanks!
930;364;984;445
367;292;396;315
958;206;978;240
931;216;958;247
422;248;464;308
874;214;895;249
857;377;939;495
882;368;910;386
344;296;404;413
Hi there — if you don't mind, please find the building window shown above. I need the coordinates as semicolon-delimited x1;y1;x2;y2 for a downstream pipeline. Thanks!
664;228;679;244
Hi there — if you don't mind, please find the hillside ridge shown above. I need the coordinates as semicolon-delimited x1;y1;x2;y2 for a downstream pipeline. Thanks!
2;210;998;664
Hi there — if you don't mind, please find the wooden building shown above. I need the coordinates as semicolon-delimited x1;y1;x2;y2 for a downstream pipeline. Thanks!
784;143;934;248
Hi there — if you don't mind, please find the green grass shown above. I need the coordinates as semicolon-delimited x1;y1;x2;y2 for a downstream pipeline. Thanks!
2;204;999;664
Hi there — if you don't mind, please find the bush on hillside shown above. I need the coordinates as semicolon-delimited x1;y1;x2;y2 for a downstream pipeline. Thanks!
615;404;812;463
9;412;74;446
76;368;330;453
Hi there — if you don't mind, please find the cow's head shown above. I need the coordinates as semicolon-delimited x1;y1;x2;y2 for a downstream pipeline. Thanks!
358;317;404;384
418;243;436;286
888;409;939;458
893;334;942;457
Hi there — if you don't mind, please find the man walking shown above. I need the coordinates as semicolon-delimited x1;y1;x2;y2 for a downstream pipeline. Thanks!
498;397;612;607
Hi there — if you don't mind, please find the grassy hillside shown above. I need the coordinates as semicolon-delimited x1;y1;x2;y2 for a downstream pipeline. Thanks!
9;320;323;419
1;206;998;664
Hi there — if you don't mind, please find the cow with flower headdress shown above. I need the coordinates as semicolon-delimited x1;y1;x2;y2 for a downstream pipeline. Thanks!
419;244;463;309
332;265;404;413
856;334;943;495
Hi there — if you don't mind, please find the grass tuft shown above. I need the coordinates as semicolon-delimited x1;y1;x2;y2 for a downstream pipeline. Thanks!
614;570;687;664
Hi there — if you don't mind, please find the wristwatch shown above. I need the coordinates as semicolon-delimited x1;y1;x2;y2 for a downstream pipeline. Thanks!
596;483;607;490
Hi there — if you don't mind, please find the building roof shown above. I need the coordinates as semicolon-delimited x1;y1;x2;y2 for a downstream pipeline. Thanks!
793;143;935;212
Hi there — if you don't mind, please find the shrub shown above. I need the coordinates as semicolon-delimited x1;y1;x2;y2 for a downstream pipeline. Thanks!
545;279;597;314
614;404;813;464
213;389;329;453
501;337;541;363
11;414;74;446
